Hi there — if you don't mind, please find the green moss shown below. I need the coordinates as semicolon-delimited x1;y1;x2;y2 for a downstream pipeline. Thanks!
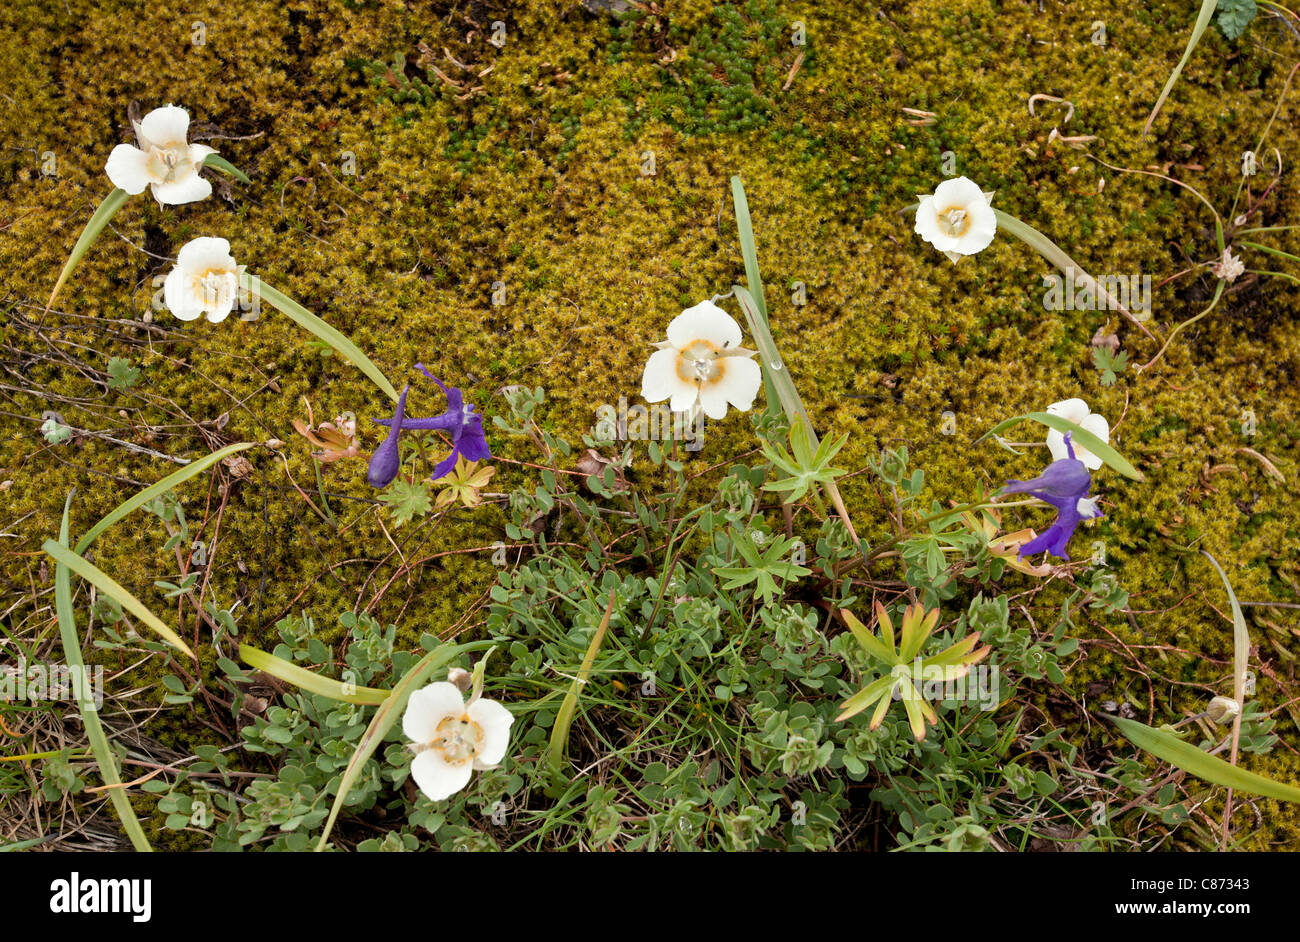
2;0;1299;849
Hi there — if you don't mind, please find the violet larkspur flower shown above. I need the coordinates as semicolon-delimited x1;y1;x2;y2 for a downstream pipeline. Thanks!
1001;434;1103;561
367;365;490;488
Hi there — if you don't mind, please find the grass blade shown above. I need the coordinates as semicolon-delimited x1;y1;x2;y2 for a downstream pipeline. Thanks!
46;187;131;312
730;176;778;415
314;639;491;850
239;643;390;705
975;411;1143;482
735;284;862;547
53;494;152;851
42;539;196;659
201;152;251;185
75;442;253;554
241;272;399;403
993;209;1158;343
1143;0;1219;137
1109;715;1300;803
547;589;615;779
1201;553;1250;706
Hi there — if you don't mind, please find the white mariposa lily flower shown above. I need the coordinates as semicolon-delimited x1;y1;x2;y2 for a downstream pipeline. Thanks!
163;237;240;322
105;105;216;205
640;300;762;421
1045;397;1110;471
914;176;997;262
402;680;514;802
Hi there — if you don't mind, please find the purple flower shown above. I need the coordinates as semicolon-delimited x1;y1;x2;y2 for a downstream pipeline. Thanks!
1001;434;1103;561
367;364;490;488
367;384;408;489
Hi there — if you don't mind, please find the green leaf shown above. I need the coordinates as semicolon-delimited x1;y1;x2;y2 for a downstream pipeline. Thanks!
201;152;252;185
1109;716;1300;802
52;494;151;851
380;479;432;526
993;210;1156;342
1202;552;1250;706
976;411;1143;482
548;590;615;779
1216;0;1256;41
75;442;254;554
240;271;399;403
42;539;196;659
106;356;141;390
239;644;390;705
46;187;131;312
1144;0;1219;136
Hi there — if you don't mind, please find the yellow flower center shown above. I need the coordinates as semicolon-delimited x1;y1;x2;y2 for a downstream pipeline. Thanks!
676;339;724;384
194;268;235;311
938;205;970;238
147;143;194;184
429;714;482;765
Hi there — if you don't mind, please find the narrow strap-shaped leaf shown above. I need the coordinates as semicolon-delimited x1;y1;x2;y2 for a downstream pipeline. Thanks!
53;495;152;851
202;152;251;185
993;209;1158;343
241;272;400;403
76;442;254;554
42;539;195;659
1109;715;1300;803
975;411;1143;482
548;590;615;778
46;187;131;312
1143;0;1219;137
837;672;896;722
240;643;390;705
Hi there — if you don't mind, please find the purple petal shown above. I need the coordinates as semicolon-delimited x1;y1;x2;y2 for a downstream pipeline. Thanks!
431;447;461;481
416;363;463;413
367;385;409;489
374;413;460;432
455;422;492;462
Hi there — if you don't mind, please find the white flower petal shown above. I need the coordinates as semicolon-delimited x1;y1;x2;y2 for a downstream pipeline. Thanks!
410;749;473;802
151;174;212;206
699;355;761;419
1046;398;1091;424
139;104;191;146
959;200;997;254
1079;411;1110;444
401;681;466;744
176;236;234;270
163;266;204;321
1044;399;1107;469
189;143;217;164
669;383;699;415
931;176;987;208
202;273;239;322
1076;497;1102;518
667;300;743;351
104;144;153;194
467;698;514;768
641;348;693;404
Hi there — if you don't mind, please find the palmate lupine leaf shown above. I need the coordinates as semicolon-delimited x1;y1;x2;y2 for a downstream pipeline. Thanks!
713;528;812;603
760;415;848;504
